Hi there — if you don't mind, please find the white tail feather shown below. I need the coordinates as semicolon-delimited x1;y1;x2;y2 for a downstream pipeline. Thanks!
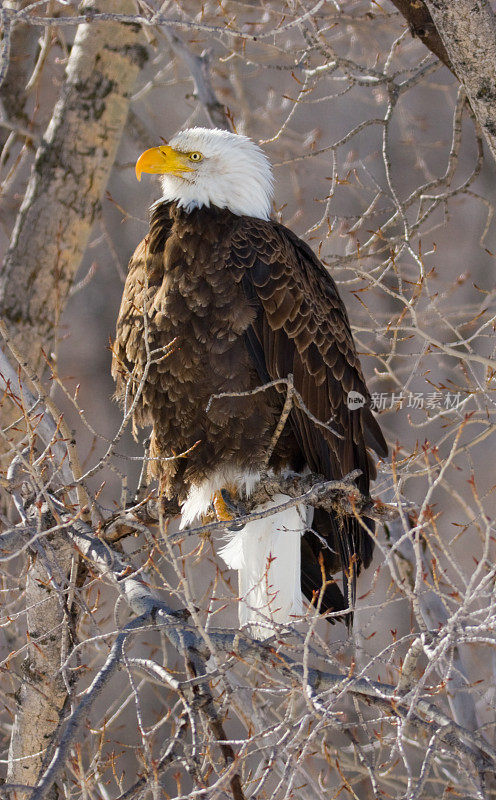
219;494;305;639
179;471;307;639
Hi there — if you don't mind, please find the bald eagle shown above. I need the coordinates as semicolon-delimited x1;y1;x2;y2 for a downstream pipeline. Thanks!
112;127;387;638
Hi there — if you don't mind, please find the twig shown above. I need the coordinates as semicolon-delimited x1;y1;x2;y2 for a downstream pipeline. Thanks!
206;377;344;440
262;373;295;469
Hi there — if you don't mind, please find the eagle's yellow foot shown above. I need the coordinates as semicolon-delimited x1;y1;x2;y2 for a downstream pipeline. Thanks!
212;486;237;522
212;486;247;532
195;488;238;560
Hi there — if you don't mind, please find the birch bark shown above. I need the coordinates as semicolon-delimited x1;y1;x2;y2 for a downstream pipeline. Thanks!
423;0;496;163
3;2;146;791
6;531;75;796
0;0;147;371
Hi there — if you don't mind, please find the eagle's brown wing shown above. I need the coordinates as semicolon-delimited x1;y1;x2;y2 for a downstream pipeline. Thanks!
230;216;387;614
111;202;174;431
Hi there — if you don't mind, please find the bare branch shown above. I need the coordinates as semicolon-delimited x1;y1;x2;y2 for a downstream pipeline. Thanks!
163;29;232;131
388;0;453;73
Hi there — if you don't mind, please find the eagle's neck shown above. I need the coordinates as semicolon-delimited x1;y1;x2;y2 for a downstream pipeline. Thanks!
157;160;273;220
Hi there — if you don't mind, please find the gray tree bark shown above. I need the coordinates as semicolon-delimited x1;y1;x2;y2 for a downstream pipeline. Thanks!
6;531;75;797
387;0;453;73
0;0;38;136
2;2;146;792
0;0;147;372
423;0;496;164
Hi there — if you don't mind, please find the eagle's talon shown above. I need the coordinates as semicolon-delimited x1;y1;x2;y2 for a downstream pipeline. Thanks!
220;488;247;530
212;489;235;522
211;487;246;530
220;488;245;515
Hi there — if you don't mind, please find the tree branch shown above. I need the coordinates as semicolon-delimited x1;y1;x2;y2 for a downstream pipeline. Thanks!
163;29;232;130
388;0;453;74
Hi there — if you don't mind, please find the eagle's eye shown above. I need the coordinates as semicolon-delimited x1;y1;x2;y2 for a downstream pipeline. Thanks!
189;152;203;162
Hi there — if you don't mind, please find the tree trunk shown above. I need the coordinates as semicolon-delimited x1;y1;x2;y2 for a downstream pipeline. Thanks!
7;530;74;796
3;2;146;791
423;0;496;163
0;0;147;372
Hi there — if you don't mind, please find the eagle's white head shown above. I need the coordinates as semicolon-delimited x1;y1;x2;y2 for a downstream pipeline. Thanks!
135;127;274;220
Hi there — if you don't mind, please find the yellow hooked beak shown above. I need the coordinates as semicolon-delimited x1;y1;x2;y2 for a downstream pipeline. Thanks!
135;145;194;181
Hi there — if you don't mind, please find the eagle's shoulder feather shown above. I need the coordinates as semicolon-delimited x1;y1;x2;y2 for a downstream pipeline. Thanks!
230;215;387;468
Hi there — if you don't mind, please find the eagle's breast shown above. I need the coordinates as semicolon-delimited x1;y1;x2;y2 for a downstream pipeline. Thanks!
114;204;279;499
